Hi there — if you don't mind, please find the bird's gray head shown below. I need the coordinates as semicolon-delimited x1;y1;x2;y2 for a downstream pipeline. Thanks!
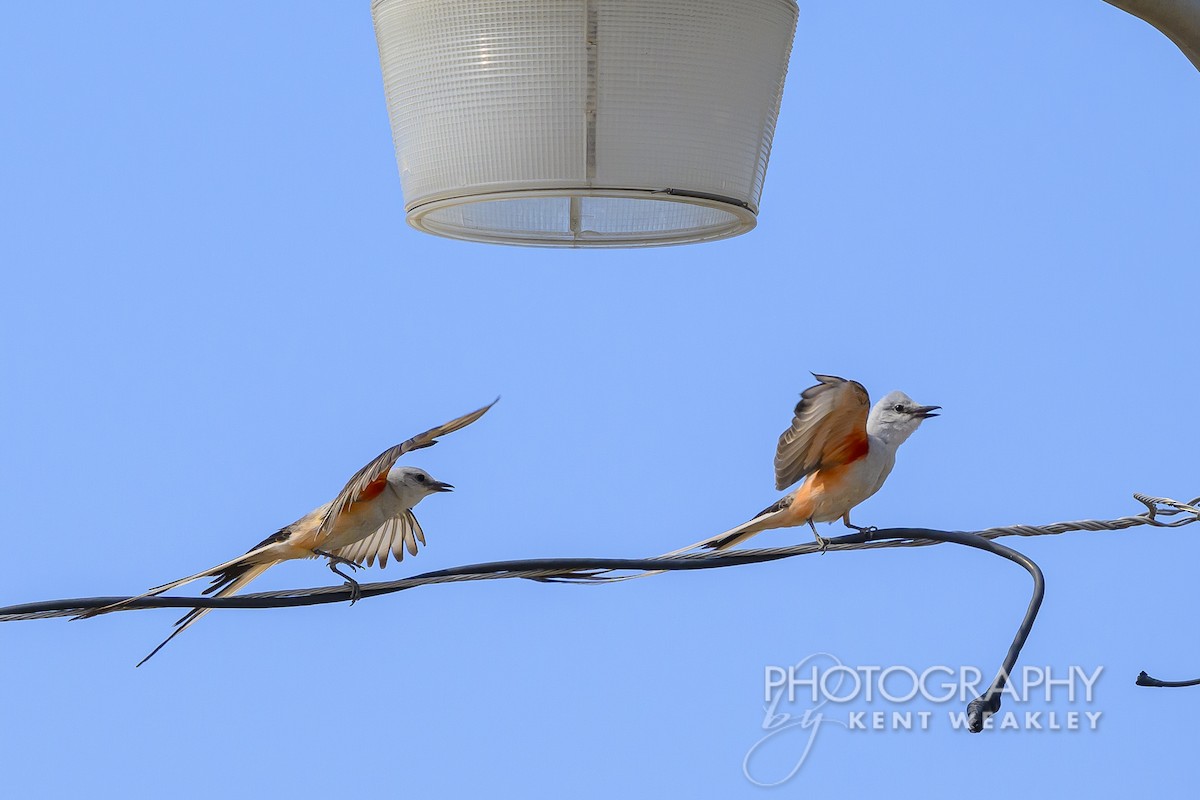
389;467;454;500
866;390;940;447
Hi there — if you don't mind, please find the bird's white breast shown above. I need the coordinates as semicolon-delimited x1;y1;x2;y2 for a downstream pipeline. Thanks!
809;437;897;522
320;482;414;551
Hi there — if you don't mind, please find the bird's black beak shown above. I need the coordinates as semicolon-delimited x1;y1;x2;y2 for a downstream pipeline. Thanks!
432;481;454;492
915;405;941;419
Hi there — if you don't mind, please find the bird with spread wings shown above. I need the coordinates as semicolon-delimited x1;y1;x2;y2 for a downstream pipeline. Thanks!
672;374;938;555
555;375;938;585
76;399;496;665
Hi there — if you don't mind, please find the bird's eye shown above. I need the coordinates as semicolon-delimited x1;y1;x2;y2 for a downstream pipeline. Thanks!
415;474;427;483
893;403;905;413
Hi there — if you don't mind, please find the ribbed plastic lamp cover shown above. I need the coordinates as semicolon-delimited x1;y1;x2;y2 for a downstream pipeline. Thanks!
373;0;798;248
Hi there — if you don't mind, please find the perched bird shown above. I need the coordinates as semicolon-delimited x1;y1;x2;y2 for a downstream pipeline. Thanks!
77;399;496;665
667;374;938;555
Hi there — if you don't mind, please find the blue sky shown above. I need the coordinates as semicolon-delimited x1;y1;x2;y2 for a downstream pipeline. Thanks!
1;1;1197;796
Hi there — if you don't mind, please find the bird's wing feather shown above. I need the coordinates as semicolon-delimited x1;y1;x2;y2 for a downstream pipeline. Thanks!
331;509;425;569
773;374;870;490
316;399;496;540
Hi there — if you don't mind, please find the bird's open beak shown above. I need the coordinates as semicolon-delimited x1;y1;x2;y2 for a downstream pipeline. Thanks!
432;481;454;492
915;405;941;419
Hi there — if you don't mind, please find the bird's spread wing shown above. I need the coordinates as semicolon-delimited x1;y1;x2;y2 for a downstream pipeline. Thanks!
773;374;870;490
315;399;497;540
332;509;425;569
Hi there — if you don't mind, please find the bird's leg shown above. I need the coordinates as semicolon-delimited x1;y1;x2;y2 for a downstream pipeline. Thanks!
312;548;363;605
841;513;877;535
327;562;363;605
806;519;829;554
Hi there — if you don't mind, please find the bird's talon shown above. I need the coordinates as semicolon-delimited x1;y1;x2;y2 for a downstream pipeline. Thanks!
316;549;365;603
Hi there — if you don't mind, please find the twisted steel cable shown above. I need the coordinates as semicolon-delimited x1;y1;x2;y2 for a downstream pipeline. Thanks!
1;493;1194;620
1;493;1196;727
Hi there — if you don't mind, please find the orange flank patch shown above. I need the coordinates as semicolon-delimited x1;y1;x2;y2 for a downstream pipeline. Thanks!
788;459;862;523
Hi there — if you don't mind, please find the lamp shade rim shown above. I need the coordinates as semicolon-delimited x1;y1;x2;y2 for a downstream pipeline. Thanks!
407;187;758;249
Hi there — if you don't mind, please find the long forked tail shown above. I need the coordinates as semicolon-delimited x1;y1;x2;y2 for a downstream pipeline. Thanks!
136;562;272;667
72;540;285;621
658;511;786;558
583;502;795;584
72;571;226;621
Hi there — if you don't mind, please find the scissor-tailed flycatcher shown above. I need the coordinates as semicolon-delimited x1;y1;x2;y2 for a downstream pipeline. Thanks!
665;374;938;556
77;399;496;666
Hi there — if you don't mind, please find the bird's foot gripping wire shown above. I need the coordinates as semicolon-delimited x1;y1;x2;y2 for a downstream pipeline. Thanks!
313;549;364;605
830;523;881;550
813;534;829;554
806;521;830;555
